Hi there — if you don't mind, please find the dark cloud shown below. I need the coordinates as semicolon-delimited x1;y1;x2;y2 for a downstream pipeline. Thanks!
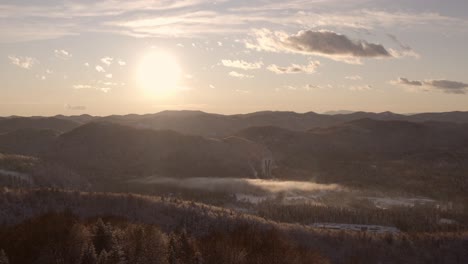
398;77;423;86
246;29;392;64
286;30;391;57
394;77;468;94
427;80;468;94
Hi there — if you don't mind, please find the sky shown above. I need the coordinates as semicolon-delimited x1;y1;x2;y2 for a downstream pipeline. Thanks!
1;0;468;116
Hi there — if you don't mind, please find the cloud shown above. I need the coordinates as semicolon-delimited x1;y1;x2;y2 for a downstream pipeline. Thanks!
246;29;391;64
1;1;467;44
101;57;113;66
8;55;37;69
267;60;320;74
282;83;332;91
84;62;90;67
349;85;372;91
117;60;126;66
105;73;113;79
73;85;92;89
386;34;420;58
65;104;87;111
232;5;468;32
392;77;468;94
73;84;111;93
209;84;215;89
95;65;106;72
394;77;423;86
229;71;254;79
345;75;362;81
54;49;72;59
428;80;468;93
221;59;263;70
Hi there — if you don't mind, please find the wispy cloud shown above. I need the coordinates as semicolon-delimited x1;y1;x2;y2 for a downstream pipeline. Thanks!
73;84;111;93
8;55;38;69
221;59;263;70
229;71;254;79
0;1;466;43
392;77;468;94
267;60;320;74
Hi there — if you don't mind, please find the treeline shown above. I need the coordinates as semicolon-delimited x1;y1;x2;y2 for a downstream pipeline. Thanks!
0;212;328;264
256;201;468;233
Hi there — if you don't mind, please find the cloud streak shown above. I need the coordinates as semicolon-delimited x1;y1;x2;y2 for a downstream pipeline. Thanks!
221;60;263;70
392;77;468;94
1;1;465;43
267;60;320;74
65;104;87;111
73;84;111;93
229;71;254;79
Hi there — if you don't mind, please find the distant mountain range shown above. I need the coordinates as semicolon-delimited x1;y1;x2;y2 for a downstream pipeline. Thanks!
2;110;468;137
1;110;467;199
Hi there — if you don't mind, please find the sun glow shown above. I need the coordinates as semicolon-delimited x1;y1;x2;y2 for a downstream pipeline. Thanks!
137;50;182;97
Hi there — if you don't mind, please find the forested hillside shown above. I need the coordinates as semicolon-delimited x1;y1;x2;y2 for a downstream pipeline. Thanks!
1;188;467;264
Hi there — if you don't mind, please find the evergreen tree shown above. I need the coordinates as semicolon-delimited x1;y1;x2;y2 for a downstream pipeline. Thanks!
93;219;113;254
81;245;97;264
107;239;126;264
0;250;9;264
168;234;179;264
167;231;201;264
97;250;108;264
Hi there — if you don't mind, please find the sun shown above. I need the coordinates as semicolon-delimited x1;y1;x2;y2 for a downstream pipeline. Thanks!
136;50;182;97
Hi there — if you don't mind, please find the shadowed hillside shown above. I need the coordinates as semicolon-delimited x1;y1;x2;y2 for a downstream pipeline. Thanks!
46;122;272;184
237;119;468;198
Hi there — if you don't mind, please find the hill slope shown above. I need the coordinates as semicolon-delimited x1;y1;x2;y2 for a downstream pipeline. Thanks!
47;122;272;183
